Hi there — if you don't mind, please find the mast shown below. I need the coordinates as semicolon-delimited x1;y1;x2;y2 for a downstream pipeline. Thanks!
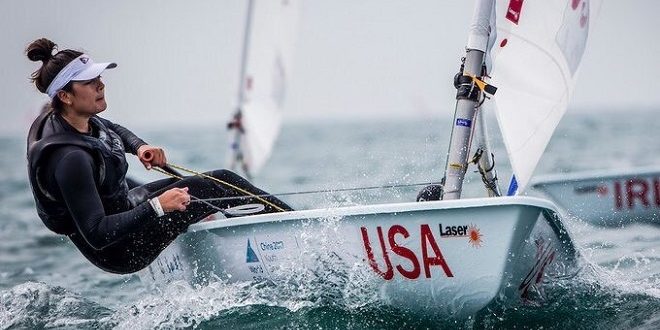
441;0;497;200
228;0;256;180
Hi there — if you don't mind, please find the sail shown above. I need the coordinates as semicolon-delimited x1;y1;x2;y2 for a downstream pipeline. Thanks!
228;0;301;177
487;0;601;193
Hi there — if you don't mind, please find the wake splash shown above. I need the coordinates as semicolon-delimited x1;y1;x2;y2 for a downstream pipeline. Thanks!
476;264;660;330
0;282;112;329
110;215;386;329
4;268;656;330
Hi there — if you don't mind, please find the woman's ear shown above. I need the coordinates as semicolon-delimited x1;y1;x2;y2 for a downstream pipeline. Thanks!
57;90;72;106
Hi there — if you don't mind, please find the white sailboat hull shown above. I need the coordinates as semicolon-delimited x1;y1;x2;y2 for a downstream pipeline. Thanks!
140;196;578;316
532;168;660;226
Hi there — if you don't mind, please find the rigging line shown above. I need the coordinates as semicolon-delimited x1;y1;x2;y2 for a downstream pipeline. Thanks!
190;181;444;203
189;195;230;214
163;163;286;212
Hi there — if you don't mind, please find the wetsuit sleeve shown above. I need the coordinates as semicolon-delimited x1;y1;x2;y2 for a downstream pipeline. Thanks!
97;117;147;154
53;149;155;250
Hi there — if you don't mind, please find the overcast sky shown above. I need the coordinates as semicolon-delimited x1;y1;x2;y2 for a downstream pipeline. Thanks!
1;0;658;135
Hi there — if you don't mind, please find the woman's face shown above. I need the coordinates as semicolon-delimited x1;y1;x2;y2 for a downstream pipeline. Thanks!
67;76;107;115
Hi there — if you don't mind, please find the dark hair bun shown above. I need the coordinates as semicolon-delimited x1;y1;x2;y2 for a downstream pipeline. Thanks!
26;38;57;63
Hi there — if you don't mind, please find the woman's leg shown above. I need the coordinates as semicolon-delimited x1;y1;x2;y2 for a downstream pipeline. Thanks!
129;169;292;216
200;169;293;215
104;169;292;273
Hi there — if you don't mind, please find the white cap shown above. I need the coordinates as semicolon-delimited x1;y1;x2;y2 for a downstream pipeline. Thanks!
46;54;117;98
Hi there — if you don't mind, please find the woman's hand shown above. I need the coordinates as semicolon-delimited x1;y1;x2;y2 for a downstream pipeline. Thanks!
137;145;167;169
157;187;191;212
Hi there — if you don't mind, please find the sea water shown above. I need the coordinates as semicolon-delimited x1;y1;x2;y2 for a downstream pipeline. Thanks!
1;111;659;329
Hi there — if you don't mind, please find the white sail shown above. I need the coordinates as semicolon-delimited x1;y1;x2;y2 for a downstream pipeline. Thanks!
229;0;301;176
488;0;601;193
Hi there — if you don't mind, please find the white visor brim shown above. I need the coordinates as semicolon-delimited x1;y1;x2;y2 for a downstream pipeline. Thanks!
71;62;117;81
45;54;117;98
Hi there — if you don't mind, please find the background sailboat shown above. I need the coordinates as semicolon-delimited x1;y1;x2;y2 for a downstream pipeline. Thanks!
142;0;601;316
532;167;660;226
227;0;301;179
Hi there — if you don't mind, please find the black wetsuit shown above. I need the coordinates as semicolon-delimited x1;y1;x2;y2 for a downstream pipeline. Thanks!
27;112;291;274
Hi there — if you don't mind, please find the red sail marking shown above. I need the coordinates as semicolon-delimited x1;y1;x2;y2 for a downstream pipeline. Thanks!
572;0;581;10
506;0;525;25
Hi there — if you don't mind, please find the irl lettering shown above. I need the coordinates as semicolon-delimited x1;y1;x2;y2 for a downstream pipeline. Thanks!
360;224;454;280
613;177;660;210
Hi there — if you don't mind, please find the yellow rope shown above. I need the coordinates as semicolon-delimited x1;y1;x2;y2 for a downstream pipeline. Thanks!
152;167;182;179
155;163;286;212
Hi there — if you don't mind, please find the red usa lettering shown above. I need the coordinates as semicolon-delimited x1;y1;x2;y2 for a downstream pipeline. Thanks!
360;224;454;280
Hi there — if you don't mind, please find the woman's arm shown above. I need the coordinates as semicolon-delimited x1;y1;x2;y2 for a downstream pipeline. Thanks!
96;117;146;154
53;149;155;250
96;116;167;169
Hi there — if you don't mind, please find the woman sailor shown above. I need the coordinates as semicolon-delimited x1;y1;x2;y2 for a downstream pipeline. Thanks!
25;38;292;274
